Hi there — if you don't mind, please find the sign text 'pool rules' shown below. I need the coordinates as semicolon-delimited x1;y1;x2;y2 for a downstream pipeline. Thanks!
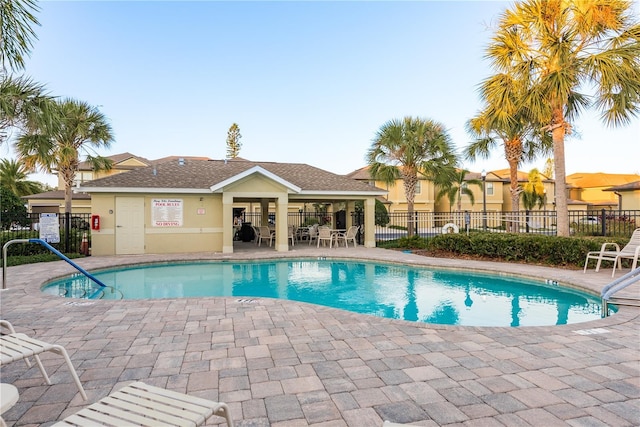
151;198;183;227
39;213;60;243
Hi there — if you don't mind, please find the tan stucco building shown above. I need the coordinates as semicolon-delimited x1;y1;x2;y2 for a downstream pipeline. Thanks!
79;158;386;255
604;181;640;210
566;172;640;210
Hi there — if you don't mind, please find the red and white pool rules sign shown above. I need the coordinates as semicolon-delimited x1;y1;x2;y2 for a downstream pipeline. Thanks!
151;199;183;227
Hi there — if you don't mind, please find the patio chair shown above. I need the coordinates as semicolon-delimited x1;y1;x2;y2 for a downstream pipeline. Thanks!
335;225;359;248
52;381;234;426
251;225;261;244
257;226;274;247
317;226;336;248
583;228;640;277
287;225;296;246
0;320;87;400
307;225;318;246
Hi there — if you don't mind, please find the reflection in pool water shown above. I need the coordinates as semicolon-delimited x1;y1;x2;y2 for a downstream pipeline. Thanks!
42;259;606;327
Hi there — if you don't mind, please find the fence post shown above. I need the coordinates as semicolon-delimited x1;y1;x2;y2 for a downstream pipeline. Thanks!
64;211;71;253
601;208;606;236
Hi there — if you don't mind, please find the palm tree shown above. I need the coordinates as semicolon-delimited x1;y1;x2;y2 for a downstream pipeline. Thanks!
488;0;640;236
367;116;457;236
435;169;482;213
0;75;51;145
466;72;552;223
15;98;114;214
0;0;51;147
0;157;43;196
0;0;40;72
521;168;546;211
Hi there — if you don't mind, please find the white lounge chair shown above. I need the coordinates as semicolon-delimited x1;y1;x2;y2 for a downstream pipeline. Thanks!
52;381;234;426
1;383;19;427
0;320;87;400
583;228;640;277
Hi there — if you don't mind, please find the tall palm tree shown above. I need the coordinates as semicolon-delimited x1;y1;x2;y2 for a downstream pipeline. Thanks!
0;0;51;147
15;98;114;213
0;74;50;145
367;116;457;236
0;157;42;196
488;0;640;236
466;72;552;222
0;0;40;72
435;169;482;213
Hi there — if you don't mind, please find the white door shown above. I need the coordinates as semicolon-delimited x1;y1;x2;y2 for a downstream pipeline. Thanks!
115;197;145;254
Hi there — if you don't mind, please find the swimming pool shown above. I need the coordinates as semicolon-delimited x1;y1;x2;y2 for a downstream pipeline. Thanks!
42;259;605;327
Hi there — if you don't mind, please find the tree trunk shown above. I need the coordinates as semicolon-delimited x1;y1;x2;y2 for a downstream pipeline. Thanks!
552;119;569;237
64;183;72;215
505;138;522;233
402;170;417;236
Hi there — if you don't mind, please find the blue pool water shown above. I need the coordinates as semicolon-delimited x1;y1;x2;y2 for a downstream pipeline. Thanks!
41;259;605;327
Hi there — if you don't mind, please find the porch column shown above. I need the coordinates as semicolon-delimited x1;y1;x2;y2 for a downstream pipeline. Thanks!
274;195;289;252
222;194;234;253
346;201;356;228
364;197;375;248
260;199;269;226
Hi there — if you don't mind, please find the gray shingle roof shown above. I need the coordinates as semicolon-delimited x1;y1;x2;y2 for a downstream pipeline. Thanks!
81;159;385;194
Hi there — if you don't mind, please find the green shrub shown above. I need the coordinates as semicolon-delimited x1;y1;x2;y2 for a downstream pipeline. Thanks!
411;233;629;268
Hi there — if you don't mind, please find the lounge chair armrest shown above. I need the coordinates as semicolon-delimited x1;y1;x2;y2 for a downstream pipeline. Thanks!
599;242;620;253
0;320;16;334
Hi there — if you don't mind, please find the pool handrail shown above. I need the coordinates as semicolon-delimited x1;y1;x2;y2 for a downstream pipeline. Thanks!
2;238;106;289
601;266;640;317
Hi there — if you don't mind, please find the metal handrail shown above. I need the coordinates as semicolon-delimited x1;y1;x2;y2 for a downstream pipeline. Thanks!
601;267;640;317
2;238;106;290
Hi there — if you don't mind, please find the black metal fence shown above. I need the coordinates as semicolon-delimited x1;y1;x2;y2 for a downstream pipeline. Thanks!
243;209;638;241
3;210;637;256
2;213;91;255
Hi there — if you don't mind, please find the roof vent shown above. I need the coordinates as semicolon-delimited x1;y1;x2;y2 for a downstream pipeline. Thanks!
178;158;185;166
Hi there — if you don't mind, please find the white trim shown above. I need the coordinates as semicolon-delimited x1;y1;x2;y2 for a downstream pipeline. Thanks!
209;166;302;193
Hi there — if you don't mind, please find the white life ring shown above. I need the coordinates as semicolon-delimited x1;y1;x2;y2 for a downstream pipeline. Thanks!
442;223;459;234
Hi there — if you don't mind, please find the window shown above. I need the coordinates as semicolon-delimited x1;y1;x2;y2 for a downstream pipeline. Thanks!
73;172;93;186
486;182;494;196
415;180;422;194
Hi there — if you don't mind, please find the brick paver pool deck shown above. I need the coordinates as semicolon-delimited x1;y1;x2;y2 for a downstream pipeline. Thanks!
1;245;638;426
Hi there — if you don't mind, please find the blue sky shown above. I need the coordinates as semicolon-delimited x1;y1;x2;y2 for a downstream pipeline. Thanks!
5;1;639;185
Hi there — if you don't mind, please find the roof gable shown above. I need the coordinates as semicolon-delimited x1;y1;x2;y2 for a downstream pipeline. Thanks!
210;166;301;193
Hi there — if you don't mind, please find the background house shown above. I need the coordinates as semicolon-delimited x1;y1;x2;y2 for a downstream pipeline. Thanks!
603;181;640;210
490;169;555;212
566;172;640;210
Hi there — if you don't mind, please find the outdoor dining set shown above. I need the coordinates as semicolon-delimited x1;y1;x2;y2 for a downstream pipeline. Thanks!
251;224;360;248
